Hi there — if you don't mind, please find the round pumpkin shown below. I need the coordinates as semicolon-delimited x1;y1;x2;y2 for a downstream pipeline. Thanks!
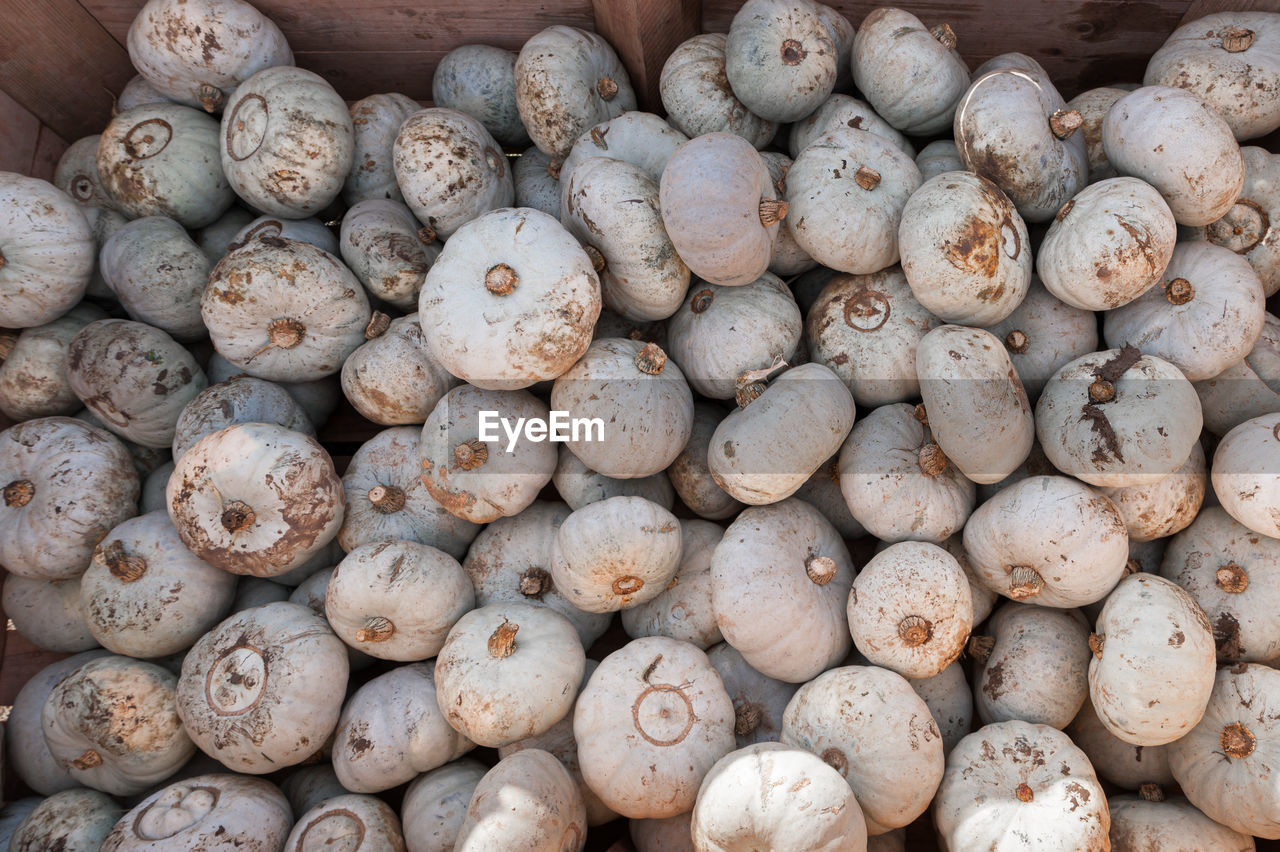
54;134;115;210
401;759;487;852
285;795;406;852
788;94;915;160
659;33;776;148
100;773;292;851
1066;86;1127;182
344;92;420;206
1066;696;1174;790
2;574;96;653
513;147;562;217
707;642;798;749
8;787;123;852
620;519;723;650
1211;411;1280;537
724;0;837;123
551;444;675;511
342;313;457;427
455;749;587;851
852;8;968;136
0;173;94;328
340;199;440;311
974;603;1092;729
984;278;1099;401
1190;146;1280;296
1100;442;1206;542
0;304;107;421
433;44;529;148
100;216;210;341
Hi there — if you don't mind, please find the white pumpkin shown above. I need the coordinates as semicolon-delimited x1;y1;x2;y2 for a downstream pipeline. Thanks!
339;426;479;557
781;665;944;835
285;794;405;852
176;601;349;772
2;574;96;652
1067;87;1127;182
724;0;837;123
788;94;915;160
326;540;473;661
974;603;1092;729
432;44;529;148
0;304;107;421
341;314;456;427
760;152;816;275
9;787;124;852
167;422;343;577
172;376;312;461
100;774;293;851
935;721;1110;851
332;662;474;793
786;127;922;274
851;8;969;136
1102;86;1245;226
964;475;1129;607
916;324;1033;485
1212;411;1280;537
667;401;742;520
1037;176;1177;312
0;173;94;327
220;66;353;217
194;206;256;264
54;134;114;210
401;759;487;852
0;416;139;580
418;207;600;390
706;643;798;749
344;93;420;205
229;215;338;254
620;519;723;649
97;104;233;228
1035;347;1203;487
100;217;209;341
914;140;964;182
1067;696;1174;790
1161;505;1280;662
984;278;1099;401
1190;146;1280;296
126;0;292;112
515;26;637;159
513;147;562;217
907;662;972;755
574;636;735;819
551;444;675;511
7;651;110;796
712;498;854;682
659;33;776;148
691;743;868;851
558;111;688;200
43;655;194;795
394;108;514;240
434;602;585;748
340;199;439;311
455;749;587;851
1109;791;1256;852
1100;442;1206;542
80;510;236;657
1090;573;1216;746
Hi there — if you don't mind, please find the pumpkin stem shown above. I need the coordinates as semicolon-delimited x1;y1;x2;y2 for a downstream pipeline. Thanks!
820;747;848;776
589;126;610;150
354;616;395;643
417;224;437;244
1216;562;1249;593
854;166;881;191
1222;722;1256;758
488;619;519;658
930;23;957;49
913;404;929;426
596;77;619;100
1088;379;1116;403
1049;109;1083;139
197;83;225;113
220;500;256;532
691;288;715;314
518;567;552;599
364;311;391;339
734;355;789;404
1004;329;1030;354
1015;783;1034;803
1089;632;1105;659
546;159;562;180
484;263;519;296
0;328;15;362
71;749;102;770
1221;26;1255;52
805;555;838;586
1165;278;1194;305
367;484;406;514
1124;557;1142;576
3;479;33;508
583;245;606;274
612;575;645;596
736;383;765;408
1008;565;1045;600
759;199;790;227
0;249;6;271
454;440;489;470
1138;783;1165;802
95;539;147;582
967;634;995;663
734;702;763;737
245;318;306;363
1055;200;1075;222
898;615;934;647
635;342;668;375
918;443;948;477
780;38;806;65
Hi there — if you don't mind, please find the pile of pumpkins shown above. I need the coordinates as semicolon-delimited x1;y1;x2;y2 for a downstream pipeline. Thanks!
1;0;1279;847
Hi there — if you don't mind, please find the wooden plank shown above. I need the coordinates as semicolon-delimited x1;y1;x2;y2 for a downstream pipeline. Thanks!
0;628;65;709
0;0;134;141
79;0;596;54
28;125;69;183
0;90;40;175
592;0;701;112
1181;0;1279;24
701;0;1197;99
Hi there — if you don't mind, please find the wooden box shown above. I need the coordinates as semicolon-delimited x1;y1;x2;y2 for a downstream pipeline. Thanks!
0;0;1274;847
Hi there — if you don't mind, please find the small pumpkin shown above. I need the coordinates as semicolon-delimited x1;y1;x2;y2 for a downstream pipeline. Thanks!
666;401;742;520
43;655;194;795
176;601;349;773
342;314;457;427
100;216;210;342
97;104;233;227
401;759;487;852
220;66;353;217
0;416;139;580
1103;86;1244;226
724;0;837;123
54;135;115;210
760;152;816;276
907;662;972;755
551;444;675;511
166;422;343;577
1100;442;1206;542
0;173;94;328
513;147;562;217
659;33;776;148
788;94;915;160
1109;790;1256;852
394;108;514;240
8;787;123;852
172;376;312;461
1189;146;1280;296
340;199;440;311
203;236;372;382
285;795;406;852
898;171;1030;325
1211;411;1280;537
707;642;798;748
620;519;724;650
433;44;529;148
2;574;96;653
7;651;111;796
100;774;293;851
116;75;173;113
1066;86;1127;182
434;602;585;748
852;7;969;136
80;510;236;657
984;278;1099;401
344;93;420;206
974;603;1092;729
515;26;637;159
557;111;688;200
455;749;587;851
0;304;107;422
914;140;964;182
230;214;338;254
326;540;474;661
194;206;256;264
1066;696;1174;790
